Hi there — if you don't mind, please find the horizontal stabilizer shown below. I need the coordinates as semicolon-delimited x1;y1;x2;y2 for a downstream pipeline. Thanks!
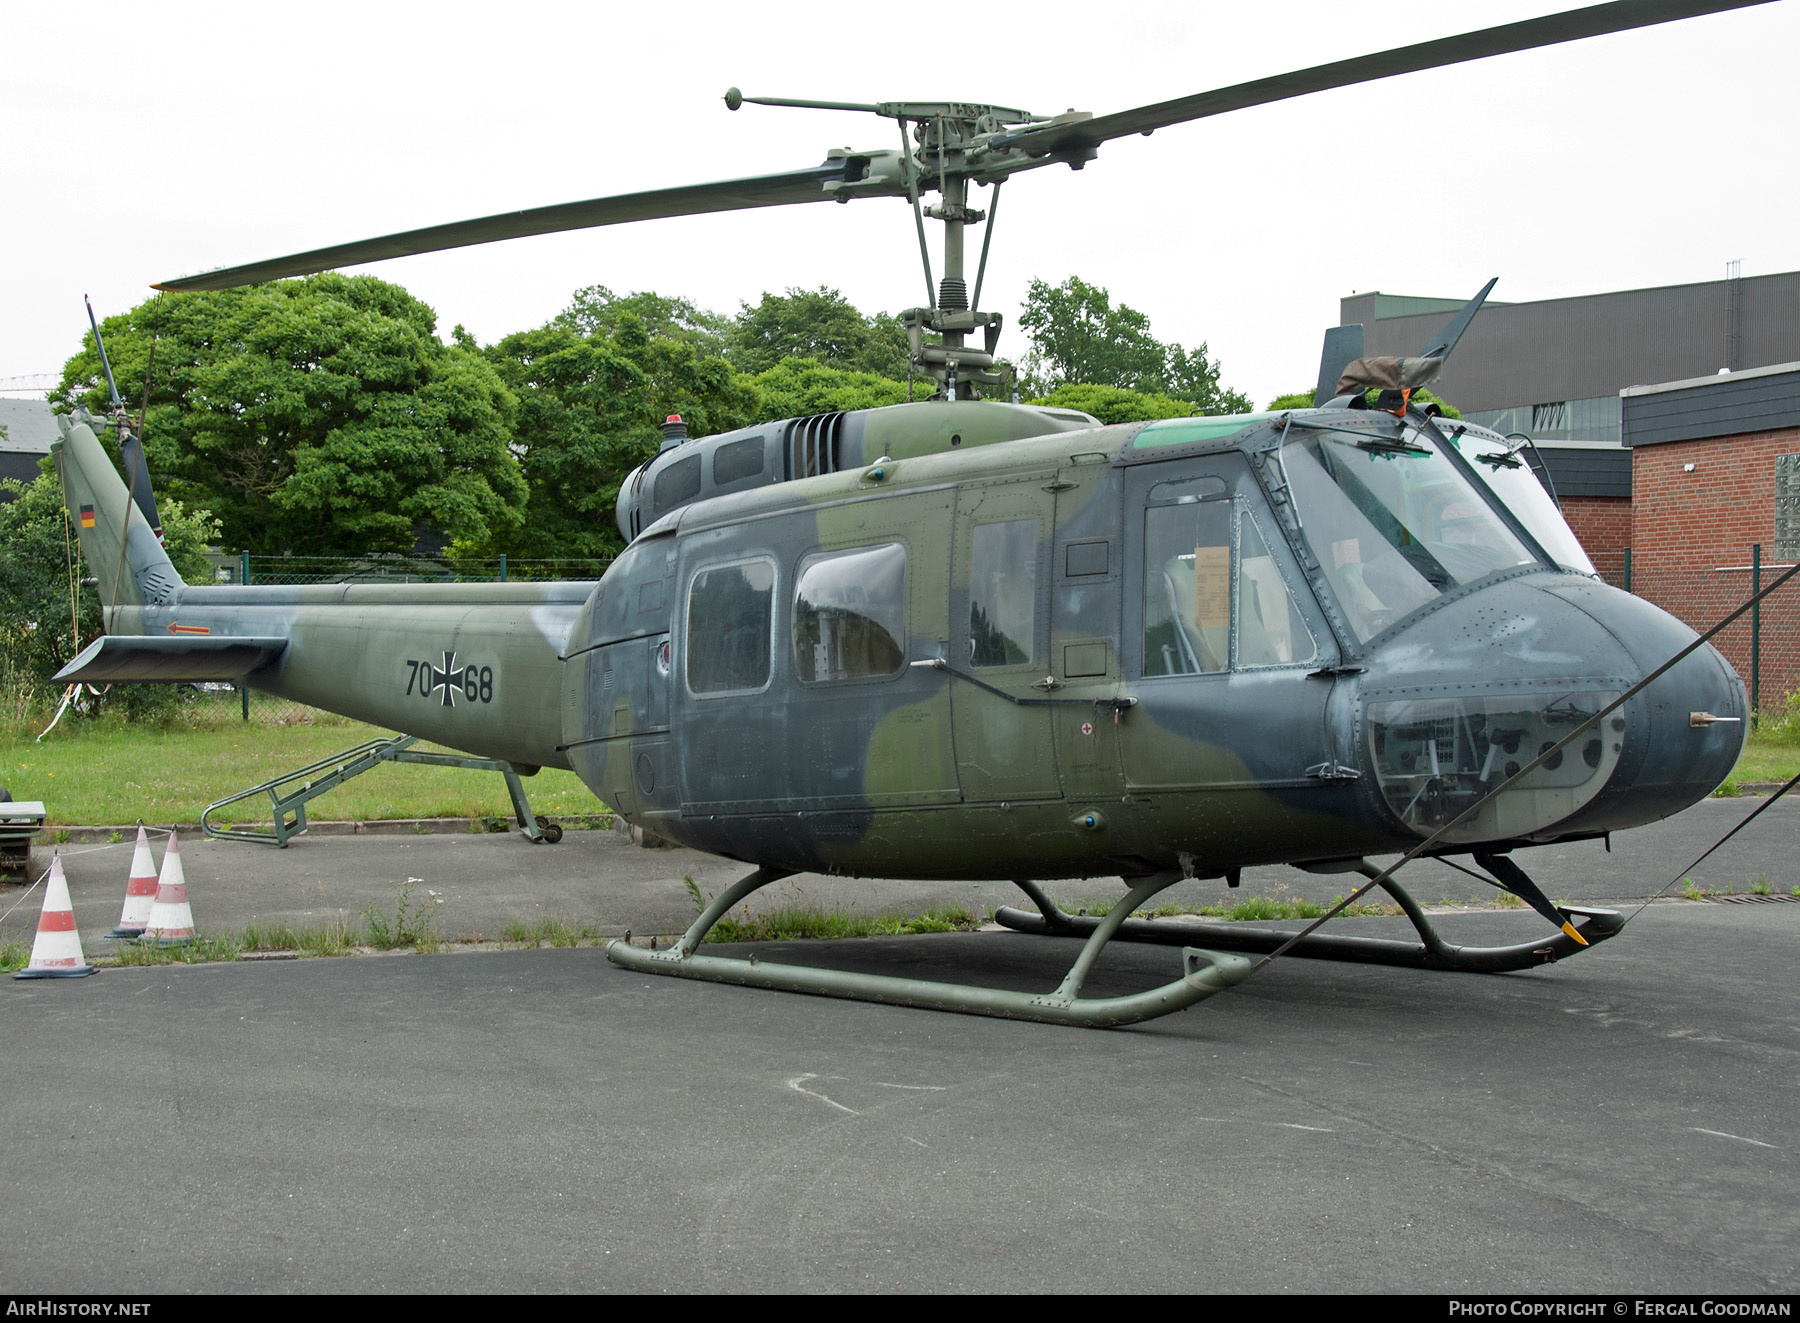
54;636;288;684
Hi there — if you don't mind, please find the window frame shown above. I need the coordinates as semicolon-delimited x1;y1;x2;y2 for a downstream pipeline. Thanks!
683;554;779;700
790;541;910;687
1140;489;1318;679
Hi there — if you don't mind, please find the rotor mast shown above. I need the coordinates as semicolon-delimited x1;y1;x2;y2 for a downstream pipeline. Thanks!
726;93;1070;400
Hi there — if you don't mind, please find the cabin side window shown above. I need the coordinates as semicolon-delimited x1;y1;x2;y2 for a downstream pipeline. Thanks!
793;543;907;683
686;558;775;696
1144;496;1232;676
968;519;1036;667
1142;484;1317;677
712;436;765;488
1238;511;1318;668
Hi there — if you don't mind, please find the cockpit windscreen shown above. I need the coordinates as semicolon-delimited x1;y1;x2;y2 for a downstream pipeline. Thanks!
1283;427;1537;642
1438;424;1599;575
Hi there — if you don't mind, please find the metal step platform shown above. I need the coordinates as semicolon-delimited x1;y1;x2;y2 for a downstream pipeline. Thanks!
200;734;561;847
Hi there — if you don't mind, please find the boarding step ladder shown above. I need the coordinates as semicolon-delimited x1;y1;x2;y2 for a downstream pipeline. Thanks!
200;734;561;847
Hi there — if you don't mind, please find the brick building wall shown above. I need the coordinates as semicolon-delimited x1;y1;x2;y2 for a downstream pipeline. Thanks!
1627;426;1800;708
1559;495;1631;588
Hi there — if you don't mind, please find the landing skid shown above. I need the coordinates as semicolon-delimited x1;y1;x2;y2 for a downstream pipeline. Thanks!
605;867;1255;1028
994;864;1623;974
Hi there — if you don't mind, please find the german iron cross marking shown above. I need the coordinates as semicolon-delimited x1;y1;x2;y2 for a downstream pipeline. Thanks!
428;651;466;707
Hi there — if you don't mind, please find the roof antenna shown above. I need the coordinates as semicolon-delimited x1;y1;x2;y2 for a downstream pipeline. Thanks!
83;295;125;423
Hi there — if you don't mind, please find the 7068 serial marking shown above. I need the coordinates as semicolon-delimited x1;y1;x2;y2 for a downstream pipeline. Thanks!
404;652;494;707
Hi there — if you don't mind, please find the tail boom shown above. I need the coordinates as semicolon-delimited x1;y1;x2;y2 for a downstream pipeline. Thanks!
52;407;586;771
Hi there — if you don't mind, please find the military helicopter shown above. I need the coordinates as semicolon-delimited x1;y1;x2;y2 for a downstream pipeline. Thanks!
51;0;1760;1026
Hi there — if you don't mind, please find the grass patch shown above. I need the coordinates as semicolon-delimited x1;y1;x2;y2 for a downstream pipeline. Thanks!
1;940;28;973
1734;691;1800;783
111;933;244;966
239;920;360;958
1;694;601;826
706;904;984;943
499;916;603;948
99;904;448;967
362;878;443;951
1060;894;1402;921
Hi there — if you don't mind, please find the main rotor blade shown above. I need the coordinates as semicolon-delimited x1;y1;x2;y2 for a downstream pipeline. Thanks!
1418;277;1500;362
155;162;861;291
995;0;1776;157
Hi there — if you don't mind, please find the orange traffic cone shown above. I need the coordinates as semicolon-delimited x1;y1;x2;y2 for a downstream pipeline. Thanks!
108;823;159;939
141;830;195;946
14;853;95;979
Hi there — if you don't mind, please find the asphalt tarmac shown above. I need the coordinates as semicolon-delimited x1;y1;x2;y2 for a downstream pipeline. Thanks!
2;799;1797;1293
5;795;1798;955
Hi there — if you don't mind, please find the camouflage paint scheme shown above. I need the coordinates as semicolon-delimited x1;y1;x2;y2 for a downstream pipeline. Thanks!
54;394;1746;888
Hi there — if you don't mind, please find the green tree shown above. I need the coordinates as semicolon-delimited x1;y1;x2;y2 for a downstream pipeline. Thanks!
474;312;758;560
1412;389;1461;419
1018;276;1251;414
55;275;526;556
741;357;911;422
0;464;219;718
631;325;759;441
476;325;655;561
556;285;731;358
1026;384;1200;426
730;287;912;380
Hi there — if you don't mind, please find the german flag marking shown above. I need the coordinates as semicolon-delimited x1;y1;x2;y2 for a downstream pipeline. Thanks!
79;504;95;529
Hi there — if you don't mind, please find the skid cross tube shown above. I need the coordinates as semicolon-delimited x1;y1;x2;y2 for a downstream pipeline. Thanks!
200;734;555;846
994;863;1623;973
604;868;1255;1028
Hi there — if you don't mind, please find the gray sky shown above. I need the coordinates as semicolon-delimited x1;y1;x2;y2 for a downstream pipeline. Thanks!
7;0;1796;409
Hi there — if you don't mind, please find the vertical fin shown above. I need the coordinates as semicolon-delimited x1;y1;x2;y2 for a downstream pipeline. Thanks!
51;411;183;610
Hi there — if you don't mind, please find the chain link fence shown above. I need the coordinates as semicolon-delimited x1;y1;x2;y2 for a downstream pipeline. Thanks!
1620;542;1799;718
215;553;613;587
